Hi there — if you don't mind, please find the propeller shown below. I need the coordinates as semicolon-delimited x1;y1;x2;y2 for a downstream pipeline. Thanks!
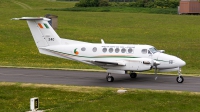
154;65;158;80
153;60;160;80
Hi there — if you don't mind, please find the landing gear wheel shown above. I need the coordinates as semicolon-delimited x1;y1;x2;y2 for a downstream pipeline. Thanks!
177;67;184;83
106;76;114;82
130;73;137;78
176;76;184;83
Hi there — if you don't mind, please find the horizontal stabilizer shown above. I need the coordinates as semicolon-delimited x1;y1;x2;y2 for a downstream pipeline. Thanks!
12;17;50;21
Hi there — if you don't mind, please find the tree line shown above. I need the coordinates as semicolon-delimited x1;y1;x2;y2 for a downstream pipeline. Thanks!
74;0;179;8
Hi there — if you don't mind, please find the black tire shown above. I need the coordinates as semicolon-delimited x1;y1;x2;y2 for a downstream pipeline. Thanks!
106;76;114;82
130;73;137;78
176;76;184;83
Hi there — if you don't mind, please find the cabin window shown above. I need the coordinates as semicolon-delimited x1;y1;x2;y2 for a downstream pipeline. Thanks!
121;48;126;53
102;48;107;53
115;48;119;53
93;47;97;52
81;47;86;51
141;49;147;54
128;48;133;53
109;48;113;53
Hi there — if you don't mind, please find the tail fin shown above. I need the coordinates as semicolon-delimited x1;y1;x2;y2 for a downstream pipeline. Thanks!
12;17;61;47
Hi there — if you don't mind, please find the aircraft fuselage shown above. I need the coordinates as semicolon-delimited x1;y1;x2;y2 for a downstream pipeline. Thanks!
39;44;185;72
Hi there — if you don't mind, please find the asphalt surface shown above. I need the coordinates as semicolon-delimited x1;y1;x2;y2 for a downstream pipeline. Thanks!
0;67;200;92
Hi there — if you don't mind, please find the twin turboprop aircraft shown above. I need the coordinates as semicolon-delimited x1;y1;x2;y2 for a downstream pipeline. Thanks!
12;17;186;83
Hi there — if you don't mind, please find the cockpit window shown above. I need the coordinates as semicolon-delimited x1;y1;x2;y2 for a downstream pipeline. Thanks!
141;49;147;54
149;47;158;54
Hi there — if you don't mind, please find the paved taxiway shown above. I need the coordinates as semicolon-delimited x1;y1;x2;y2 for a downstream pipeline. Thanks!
0;67;199;92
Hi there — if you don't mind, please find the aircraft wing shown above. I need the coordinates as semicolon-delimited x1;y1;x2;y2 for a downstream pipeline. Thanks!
85;60;126;66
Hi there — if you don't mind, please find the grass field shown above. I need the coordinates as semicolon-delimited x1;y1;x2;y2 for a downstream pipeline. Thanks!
0;0;200;74
1;82;200;112
0;0;200;111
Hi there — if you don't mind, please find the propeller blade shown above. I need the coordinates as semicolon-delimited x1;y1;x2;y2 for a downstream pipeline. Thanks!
153;60;160;66
155;66;158;80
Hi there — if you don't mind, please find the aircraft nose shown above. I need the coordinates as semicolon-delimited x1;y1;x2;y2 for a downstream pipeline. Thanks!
177;58;186;67
156;53;186;68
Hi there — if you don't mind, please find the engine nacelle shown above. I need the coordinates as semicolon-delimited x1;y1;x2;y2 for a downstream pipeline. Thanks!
129;58;152;71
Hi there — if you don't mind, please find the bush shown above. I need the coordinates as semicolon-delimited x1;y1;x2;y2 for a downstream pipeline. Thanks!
135;0;145;7
75;0;179;8
144;1;155;8
99;0;111;6
169;1;179;8
127;0;179;8
154;0;179;8
75;0;98;7
75;0;110;7
128;2;137;7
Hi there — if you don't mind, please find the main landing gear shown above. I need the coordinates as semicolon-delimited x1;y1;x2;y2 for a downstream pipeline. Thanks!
176;67;184;83
106;73;114;82
130;73;137;78
106;72;137;82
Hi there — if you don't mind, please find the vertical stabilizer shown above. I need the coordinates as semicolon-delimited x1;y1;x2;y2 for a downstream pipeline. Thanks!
12;17;61;47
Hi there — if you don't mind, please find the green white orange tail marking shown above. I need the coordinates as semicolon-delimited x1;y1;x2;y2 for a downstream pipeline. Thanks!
74;48;79;55
38;23;49;29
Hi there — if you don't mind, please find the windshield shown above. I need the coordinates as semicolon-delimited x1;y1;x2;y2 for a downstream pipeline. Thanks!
149;47;158;54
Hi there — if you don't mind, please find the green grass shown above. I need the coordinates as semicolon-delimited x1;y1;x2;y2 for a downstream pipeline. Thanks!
0;1;200;111
1;82;200;112
0;0;200;74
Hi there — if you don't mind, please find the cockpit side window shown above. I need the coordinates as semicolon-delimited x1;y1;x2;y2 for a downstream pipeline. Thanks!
149;47;158;54
148;50;152;54
141;49;147;54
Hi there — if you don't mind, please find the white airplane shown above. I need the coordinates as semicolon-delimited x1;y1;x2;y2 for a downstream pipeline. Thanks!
12;17;186;83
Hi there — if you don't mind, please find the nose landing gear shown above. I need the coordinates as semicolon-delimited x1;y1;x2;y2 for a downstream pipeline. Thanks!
176;67;184;83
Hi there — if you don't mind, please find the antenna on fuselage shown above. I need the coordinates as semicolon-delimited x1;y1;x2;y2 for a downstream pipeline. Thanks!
101;39;105;44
